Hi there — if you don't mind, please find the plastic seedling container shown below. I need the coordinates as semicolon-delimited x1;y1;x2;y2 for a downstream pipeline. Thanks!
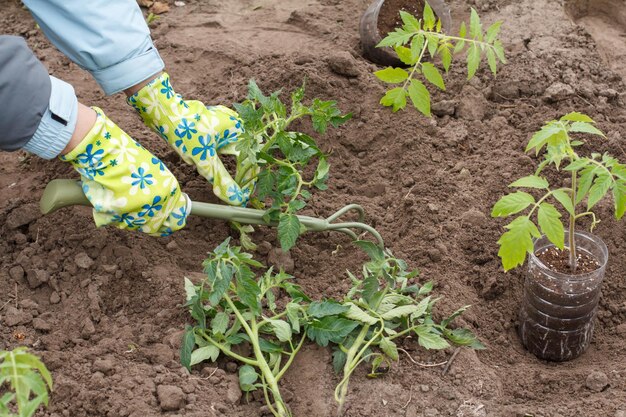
518;231;608;361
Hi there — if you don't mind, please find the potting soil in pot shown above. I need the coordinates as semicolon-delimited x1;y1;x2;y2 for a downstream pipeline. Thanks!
377;0;427;36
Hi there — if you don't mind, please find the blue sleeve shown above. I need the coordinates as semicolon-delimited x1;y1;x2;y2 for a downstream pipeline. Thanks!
23;0;164;95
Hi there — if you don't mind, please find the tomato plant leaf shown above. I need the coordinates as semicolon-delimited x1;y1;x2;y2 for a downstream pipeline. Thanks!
407;79;430;116
421;62;445;90
537;203;564;249
380;87;407;112
552;189;575;216
379;337;399;361
491;191;535;217
306;316;359;347
374;67;409;83
308;300;350;318
509;175;549;189
497;216;540;271
277;213;300;251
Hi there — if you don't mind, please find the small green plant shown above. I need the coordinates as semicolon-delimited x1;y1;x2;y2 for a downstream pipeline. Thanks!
374;3;505;116
305;241;483;415
0;348;53;417
233;80;351;251
492;112;626;271
146;12;160;25
180;238;310;417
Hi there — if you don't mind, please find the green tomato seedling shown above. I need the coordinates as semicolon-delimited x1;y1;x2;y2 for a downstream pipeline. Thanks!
492;112;626;271
232;80;352;251
181;238;311;417
0;348;53;417
305;241;483;416
375;3;506;116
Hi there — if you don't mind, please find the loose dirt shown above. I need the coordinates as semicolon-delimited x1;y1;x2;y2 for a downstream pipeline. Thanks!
1;0;626;416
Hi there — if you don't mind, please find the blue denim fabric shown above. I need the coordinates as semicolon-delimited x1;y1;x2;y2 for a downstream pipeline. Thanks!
23;76;78;160
23;0;164;95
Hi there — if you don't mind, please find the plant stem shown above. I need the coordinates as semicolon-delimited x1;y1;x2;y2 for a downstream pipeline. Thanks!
335;324;370;416
402;43;429;91
276;333;306;380
569;170;578;272
199;330;258;366
250;320;290;417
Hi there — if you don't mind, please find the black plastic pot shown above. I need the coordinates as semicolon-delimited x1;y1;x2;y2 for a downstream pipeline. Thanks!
359;0;452;67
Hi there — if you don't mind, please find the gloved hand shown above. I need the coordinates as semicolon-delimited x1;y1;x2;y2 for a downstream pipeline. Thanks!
128;72;257;206
60;107;189;236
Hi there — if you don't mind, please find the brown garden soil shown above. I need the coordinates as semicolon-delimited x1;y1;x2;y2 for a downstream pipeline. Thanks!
2;0;626;416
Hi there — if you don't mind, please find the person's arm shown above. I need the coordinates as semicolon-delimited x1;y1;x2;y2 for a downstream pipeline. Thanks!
1;35;190;236
22;0;163;96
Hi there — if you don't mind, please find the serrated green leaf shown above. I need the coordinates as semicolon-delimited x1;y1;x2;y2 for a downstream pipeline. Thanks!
394;45;414;65
381;305;419;320
286;303;301;332
410;33;425;62
588;173;612;209
613;181;626;219
486;21;502;43
538;203;564;249
344;303;377;324
407;79;430;116
564;158;590;171
439;44;452;72
491;191;535;217
486;47;497;75
415;326;450;349
552;189;575;216
236;266;261;313
423;2;436;30
316;157;330;181
560;112;594;123
374;67;409;83
278;213;300;251
362;274;380;306
353;240;385;262
569;122;605;137
377;28;415;47
469;8;482;39
509;175;549;189
493;40;506;63
269;319;292;342
526;123;563;155
184;277;196;302
426;33;439;58
239;365;258;392
497;216;541;271
180;327;196;370
379;337;399;361
332;349;347;374
577;166;596;204
466;44;481;79
190;345;220;366
459;21;467;38
308;300;350;318
421;62;445;90
380;87;407;112
399;10;421;32
211;312;229;335
445;328;483;348
306;316;359;347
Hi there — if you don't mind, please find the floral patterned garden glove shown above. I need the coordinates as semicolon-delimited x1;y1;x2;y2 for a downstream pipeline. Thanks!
128;72;257;206
60;107;190;236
